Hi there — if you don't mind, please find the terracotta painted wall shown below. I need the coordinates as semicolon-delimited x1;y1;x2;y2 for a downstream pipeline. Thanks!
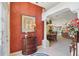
10;2;44;53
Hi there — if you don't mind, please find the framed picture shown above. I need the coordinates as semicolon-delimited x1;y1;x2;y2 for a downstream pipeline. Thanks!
22;15;36;32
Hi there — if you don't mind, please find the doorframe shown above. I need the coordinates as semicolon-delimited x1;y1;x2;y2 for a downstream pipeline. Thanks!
7;2;10;55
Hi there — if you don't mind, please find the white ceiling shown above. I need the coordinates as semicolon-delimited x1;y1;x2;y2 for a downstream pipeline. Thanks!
48;8;77;20
47;8;77;26
31;2;60;10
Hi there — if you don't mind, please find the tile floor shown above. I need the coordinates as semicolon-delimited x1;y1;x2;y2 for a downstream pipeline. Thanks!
35;39;72;56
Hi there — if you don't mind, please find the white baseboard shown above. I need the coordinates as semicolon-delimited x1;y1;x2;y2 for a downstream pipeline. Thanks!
10;50;22;56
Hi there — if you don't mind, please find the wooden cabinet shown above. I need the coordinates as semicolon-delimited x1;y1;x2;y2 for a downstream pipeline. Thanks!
47;32;57;41
22;32;37;55
77;31;79;42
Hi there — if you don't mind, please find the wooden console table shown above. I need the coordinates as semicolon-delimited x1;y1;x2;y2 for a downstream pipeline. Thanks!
47;32;57;42
22;32;37;55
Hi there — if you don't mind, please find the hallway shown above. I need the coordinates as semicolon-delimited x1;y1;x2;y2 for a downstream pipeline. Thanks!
16;36;72;56
32;38;72;56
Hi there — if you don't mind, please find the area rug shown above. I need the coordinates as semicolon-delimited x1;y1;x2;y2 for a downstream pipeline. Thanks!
31;53;49;56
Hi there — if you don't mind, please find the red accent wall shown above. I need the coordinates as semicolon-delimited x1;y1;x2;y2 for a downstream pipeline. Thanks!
10;2;44;53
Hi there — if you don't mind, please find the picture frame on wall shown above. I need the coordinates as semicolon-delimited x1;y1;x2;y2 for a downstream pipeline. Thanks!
22;15;36;32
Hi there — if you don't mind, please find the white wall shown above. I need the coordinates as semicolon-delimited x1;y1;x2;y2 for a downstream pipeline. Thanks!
52;18;70;26
0;3;9;56
0;3;2;55
2;3;9;56
0;3;2;47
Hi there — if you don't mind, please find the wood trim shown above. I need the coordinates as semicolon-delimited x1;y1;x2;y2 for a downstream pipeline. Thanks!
8;2;10;56
10;45;42;56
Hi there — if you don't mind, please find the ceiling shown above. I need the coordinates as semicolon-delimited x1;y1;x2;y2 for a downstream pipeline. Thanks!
48;8;77;20
47;8;77;26
31;2;60;10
